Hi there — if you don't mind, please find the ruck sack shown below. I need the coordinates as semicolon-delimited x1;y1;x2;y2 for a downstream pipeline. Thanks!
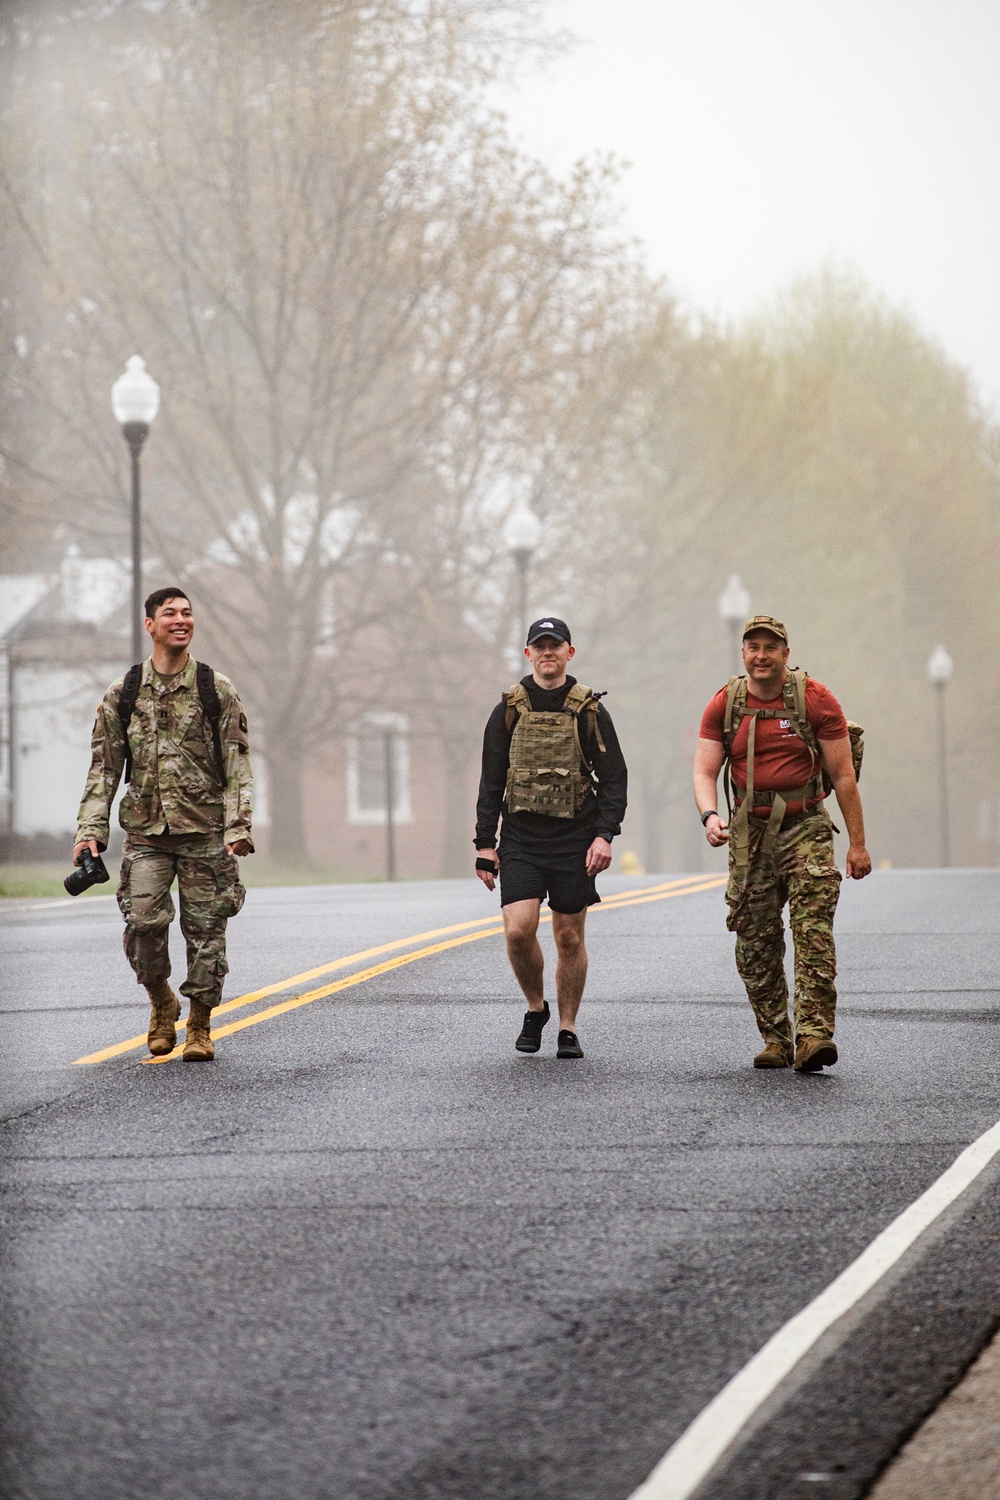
117;660;226;786
502;681;606;819
722;668;863;808
722;667;864;881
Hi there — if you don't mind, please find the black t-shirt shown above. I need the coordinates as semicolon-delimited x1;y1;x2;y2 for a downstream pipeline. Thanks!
474;676;628;860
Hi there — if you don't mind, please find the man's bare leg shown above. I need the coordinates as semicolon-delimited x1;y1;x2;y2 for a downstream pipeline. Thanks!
552;909;588;1031
503;898;545;1008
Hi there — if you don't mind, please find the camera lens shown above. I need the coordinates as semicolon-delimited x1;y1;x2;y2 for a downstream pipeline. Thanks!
64;865;91;896
64;850;111;896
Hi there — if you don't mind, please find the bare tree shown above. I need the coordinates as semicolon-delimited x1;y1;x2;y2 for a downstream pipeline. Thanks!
0;0;642;863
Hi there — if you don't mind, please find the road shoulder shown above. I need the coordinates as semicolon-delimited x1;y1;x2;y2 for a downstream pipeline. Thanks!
692;1158;1000;1500
867;1324;1000;1498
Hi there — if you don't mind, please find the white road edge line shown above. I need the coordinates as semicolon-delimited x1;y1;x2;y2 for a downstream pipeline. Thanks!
628;1114;1000;1500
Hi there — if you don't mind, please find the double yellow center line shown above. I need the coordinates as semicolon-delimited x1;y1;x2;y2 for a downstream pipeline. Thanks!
73;874;725;1067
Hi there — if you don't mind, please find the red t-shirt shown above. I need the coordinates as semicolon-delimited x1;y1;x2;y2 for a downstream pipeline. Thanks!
700;677;848;815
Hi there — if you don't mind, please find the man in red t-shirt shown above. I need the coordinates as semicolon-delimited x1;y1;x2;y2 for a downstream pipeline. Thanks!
693;615;871;1072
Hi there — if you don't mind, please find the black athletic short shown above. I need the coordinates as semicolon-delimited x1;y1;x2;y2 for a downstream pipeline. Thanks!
498;853;600;914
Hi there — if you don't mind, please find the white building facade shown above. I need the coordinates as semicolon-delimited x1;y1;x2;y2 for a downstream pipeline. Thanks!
1;560;128;844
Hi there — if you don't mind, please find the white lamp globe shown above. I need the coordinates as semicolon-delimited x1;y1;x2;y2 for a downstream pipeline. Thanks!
503;499;542;557
718;573;751;624
111;355;160;427
927;645;954;684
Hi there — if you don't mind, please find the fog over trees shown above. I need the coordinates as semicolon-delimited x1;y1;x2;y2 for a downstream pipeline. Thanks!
3;0;999;869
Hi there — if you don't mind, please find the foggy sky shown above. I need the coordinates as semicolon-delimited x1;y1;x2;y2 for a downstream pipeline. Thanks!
498;0;1000;410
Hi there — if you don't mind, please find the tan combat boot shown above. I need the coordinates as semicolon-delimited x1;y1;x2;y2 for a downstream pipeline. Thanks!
182;999;215;1062
754;1040;793;1069
794;1036;838;1073
146;979;181;1056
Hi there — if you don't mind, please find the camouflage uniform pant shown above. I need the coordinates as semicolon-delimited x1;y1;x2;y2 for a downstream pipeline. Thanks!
116;832;246;1009
726;811;841;1049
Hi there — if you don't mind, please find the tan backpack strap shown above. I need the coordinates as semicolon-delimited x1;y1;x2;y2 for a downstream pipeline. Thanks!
731;714;790;880
722;675;745;753
729;708;758;883
760;792;787;862
781;667;820;781
721;676;745;821
786;669;816;749
790;668;807;728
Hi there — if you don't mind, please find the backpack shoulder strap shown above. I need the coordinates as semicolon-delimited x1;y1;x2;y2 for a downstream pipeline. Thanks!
117;663;143;785
722;676;746;757
787;668;808;729
196;662;226;785
783;668;819;756
721;676;750;822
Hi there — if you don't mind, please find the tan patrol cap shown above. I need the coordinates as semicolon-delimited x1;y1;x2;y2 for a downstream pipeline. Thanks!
742;614;788;643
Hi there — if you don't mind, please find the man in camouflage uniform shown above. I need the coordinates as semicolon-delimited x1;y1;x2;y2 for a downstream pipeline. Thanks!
73;587;253;1061
693;615;871;1072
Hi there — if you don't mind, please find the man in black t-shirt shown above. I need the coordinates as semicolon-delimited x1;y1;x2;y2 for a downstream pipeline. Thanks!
475;618;627;1059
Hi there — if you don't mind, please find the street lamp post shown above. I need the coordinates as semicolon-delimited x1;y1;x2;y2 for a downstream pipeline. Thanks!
111;356;160;664
927;645;954;867
503;498;542;647
383;730;396;882
718;573;751;675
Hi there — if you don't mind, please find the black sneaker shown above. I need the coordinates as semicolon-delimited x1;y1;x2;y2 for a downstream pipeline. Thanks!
515;1002;550;1053
557;1030;584;1059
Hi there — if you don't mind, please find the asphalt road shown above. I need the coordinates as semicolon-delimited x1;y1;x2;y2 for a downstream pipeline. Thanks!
1;868;999;1500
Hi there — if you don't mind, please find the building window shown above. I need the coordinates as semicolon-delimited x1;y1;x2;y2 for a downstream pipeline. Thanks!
347;712;411;826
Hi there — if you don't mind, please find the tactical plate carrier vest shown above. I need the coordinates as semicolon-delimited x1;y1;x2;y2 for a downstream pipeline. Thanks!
502;682;606;819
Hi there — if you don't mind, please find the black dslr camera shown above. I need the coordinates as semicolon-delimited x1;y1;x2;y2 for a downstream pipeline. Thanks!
64;847;111;897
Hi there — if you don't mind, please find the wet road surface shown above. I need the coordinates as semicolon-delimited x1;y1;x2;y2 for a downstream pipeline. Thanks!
1;869;998;1500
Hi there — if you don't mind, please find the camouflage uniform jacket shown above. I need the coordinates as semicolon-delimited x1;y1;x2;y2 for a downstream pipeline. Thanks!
75;657;254;852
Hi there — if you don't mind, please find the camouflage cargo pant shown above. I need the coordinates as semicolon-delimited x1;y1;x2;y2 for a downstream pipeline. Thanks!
117;832;246;1009
726;811;841;1049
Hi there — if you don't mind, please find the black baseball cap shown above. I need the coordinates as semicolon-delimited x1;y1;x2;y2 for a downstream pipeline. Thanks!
526;616;571;645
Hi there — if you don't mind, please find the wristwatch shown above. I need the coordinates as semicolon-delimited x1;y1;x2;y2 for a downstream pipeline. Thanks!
700;810;718;827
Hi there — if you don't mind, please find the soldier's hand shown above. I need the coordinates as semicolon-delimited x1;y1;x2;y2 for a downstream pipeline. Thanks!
845;843;872;879
704;814;729;847
585;837;613;876
226;840;252;858
475;848;499;891
73;840;99;865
